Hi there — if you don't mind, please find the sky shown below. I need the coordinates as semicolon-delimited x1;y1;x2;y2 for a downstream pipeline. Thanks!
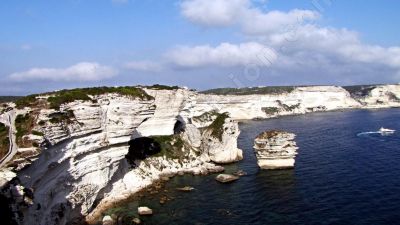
1;0;400;95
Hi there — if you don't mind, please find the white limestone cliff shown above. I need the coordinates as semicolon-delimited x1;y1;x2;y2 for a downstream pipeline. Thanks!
201;117;243;164
253;131;298;169
190;86;362;120
0;84;399;225
358;85;400;108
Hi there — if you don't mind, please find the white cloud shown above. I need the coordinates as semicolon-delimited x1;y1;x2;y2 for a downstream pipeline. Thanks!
166;42;277;68
124;61;164;72
262;24;400;71
175;0;400;82
9;62;118;82
180;0;319;35
181;0;249;27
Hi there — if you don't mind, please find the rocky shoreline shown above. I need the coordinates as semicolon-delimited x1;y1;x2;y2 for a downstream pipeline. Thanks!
0;84;399;225
86;162;225;224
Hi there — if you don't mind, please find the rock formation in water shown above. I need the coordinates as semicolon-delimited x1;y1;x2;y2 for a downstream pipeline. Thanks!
215;174;239;183
0;84;398;224
254;130;298;169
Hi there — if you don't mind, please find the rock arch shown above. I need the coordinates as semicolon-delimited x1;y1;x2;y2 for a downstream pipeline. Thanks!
173;116;186;134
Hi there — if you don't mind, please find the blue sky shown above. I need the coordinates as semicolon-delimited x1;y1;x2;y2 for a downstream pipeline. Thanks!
1;0;400;95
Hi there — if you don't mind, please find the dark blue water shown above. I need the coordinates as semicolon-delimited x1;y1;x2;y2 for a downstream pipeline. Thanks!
107;109;400;225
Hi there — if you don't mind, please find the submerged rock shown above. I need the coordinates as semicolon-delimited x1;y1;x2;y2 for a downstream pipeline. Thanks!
253;130;298;169
132;217;141;224
233;170;247;177
138;206;153;215
176;186;195;192
159;196;167;204
215;174;239;183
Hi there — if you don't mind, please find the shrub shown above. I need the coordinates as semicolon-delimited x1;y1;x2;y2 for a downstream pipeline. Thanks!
0;123;6;133
146;84;180;90
15;114;35;147
207;112;230;141
0;122;9;159
48;111;75;124
192;110;220;123
281;103;300;111
32;130;44;136
48;91;91;109
152;135;185;159
15;95;38;109
262;107;279;115
0;96;23;103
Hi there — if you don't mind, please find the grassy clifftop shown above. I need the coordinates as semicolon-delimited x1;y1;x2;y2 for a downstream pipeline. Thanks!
201;86;295;95
15;86;154;110
206;112;230;141
0;96;23;103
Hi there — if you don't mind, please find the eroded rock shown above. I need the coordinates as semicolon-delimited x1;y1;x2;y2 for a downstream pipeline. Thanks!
253;130;298;169
215;174;239;183
138;206;153;216
201;115;243;164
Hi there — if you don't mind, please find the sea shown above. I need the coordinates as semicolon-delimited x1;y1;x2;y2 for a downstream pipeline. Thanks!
105;108;400;225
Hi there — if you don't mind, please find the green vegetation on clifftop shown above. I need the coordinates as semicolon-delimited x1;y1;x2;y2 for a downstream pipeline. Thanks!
15;95;39;109
0;96;23;103
144;84;180;90
15;114;36;147
262;107;279;115
0;122;10;160
207;112;230;141
48;111;75;124
193;110;220;123
152;135;185;159
14;86;154;110
47;86;154;109
201;86;295;95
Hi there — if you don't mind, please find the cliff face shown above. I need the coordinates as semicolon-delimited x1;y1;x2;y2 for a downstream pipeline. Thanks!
192;85;400;120
0;84;399;224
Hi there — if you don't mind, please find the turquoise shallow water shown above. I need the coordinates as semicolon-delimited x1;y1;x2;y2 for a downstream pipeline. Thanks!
106;108;400;225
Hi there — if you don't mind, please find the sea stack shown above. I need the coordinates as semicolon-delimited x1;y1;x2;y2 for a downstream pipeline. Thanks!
253;130;298;169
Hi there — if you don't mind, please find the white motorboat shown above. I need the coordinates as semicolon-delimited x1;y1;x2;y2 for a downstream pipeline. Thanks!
378;127;396;134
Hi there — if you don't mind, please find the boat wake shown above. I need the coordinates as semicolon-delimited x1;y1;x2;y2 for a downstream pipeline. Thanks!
356;131;381;137
357;127;396;137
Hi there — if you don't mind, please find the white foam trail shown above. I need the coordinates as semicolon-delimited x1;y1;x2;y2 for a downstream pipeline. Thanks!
357;131;380;137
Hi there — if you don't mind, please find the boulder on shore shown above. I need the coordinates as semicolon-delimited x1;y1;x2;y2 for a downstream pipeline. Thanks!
215;174;239;183
253;130;298;169
102;215;114;225
132;217;141;224
138;206;153;215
